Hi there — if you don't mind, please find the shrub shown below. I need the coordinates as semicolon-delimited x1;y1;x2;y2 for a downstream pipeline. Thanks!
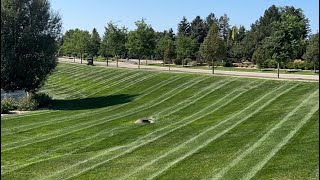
1;97;17;114
33;92;53;108
17;96;38;111
223;61;234;67
265;59;277;68
174;58;183;65
183;58;192;65
188;61;197;66
286;61;307;70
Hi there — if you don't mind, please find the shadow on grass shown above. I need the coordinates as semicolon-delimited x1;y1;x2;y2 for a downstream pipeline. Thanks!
50;94;138;110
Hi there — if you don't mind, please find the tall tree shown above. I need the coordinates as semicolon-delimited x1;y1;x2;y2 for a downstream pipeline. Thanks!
126;19;156;68
60;29;91;63
177;16;191;37
1;0;62;92
218;14;230;42
199;24;226;74
205;13;218;32
156;35;176;66
100;22;127;67
303;33;319;72
164;39;176;69
175;35;197;66
190;16;207;45
263;7;309;78
89;28;101;57
236;25;246;42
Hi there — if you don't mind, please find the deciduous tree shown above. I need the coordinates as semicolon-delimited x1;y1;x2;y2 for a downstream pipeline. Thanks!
199;24;226;74
1;0;62;92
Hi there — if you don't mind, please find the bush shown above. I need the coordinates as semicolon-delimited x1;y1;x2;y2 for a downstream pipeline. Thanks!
188;61;197;66
174;58;183;65
183;58;192;65
17;96;38;111
1;97;17;114
286;61;307;70
32;92;53;108
265;59;277;68
223;61;234;67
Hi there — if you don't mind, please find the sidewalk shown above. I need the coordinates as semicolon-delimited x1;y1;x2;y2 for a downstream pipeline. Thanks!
58;58;319;81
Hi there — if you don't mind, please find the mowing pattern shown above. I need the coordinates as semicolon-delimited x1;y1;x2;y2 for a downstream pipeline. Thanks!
1;63;319;180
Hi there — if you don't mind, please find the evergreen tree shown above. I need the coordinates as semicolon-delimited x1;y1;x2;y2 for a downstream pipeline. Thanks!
190;16;207;45
89;28;101;56
177;16;191;37
218;14;230;42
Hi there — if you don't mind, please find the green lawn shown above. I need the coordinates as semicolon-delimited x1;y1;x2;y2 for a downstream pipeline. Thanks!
147;63;319;75
1;62;319;180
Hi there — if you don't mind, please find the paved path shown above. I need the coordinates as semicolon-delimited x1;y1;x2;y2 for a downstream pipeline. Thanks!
58;58;319;81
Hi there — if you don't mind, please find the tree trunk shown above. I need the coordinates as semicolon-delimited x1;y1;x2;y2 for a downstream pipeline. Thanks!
169;59;171;71
314;65;316;73
212;59;215;74
116;56;118;67
106;56;108;66
80;53;82;64
73;56;75;63
146;59;148;65
138;58;140;69
277;62;280;78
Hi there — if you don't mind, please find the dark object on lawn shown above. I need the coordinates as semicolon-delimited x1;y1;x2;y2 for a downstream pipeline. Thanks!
135;118;154;124
87;57;93;65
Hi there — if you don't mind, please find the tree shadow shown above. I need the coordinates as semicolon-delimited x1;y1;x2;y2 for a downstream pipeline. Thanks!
50;94;138;110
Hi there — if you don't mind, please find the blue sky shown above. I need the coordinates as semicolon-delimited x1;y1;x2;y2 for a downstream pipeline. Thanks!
51;0;319;36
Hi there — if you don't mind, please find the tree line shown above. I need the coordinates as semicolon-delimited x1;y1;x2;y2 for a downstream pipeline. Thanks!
1;1;318;93
59;5;319;73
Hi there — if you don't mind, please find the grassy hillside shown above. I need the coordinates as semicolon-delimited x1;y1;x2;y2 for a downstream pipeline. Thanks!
1;63;319;180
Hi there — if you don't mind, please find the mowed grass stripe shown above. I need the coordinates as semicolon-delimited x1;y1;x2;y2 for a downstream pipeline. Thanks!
2;75;181;136
1;72;157;148
1;75;183;174
1;64;318;179
210;89;319;180
1;71;150;134
45;67;120;96
1;72;177;138
2;78;227;175
118;82;293;179
117;80;260;179
44;80;263;180
2;75;204;151
243;104;319;180
153;83;318;180
143;83;298;180
50;70;141;99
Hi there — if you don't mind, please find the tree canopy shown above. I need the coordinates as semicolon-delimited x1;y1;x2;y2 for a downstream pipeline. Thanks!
100;22;127;58
303;33;319;72
1;0;62;91
199;24;226;71
125;19;156;59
